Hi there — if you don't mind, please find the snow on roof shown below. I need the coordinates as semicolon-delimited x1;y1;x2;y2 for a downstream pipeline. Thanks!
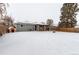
14;20;58;26
15;22;58;26
15;21;48;25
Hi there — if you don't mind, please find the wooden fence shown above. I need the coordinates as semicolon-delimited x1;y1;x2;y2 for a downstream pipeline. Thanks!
0;25;7;36
56;28;79;32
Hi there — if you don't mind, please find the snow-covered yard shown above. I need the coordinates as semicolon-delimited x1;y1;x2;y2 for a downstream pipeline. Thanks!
0;31;79;55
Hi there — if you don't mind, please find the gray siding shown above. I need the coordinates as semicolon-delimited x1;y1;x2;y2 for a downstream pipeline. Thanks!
15;23;35;31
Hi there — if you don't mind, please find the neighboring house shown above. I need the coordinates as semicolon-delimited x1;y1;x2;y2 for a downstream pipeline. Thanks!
75;25;79;28
74;25;79;32
14;22;51;32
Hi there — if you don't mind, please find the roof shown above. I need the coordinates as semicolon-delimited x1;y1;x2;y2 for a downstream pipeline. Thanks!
14;22;48;25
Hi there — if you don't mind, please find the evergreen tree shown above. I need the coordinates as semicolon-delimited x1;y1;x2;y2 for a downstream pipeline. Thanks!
58;3;79;28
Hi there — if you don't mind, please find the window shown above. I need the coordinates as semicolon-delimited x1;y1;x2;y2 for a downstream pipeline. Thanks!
21;24;23;27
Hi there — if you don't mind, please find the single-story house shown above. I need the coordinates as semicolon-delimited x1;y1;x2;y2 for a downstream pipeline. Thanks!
14;22;52;32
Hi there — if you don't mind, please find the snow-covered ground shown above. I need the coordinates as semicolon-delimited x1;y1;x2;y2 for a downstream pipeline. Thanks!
0;31;79;55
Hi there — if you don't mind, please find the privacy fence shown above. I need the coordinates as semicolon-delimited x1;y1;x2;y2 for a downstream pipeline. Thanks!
56;28;79;32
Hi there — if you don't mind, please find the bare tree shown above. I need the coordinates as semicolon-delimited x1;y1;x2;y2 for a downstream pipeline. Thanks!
0;3;8;20
3;16;13;27
46;19;53;30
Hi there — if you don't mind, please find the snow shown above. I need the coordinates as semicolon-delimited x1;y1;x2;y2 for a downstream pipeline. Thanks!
0;31;79;55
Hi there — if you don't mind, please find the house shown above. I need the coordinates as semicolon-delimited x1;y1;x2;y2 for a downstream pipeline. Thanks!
14;22;51;32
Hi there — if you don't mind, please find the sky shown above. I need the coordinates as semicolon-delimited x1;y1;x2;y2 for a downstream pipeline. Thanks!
7;3;79;25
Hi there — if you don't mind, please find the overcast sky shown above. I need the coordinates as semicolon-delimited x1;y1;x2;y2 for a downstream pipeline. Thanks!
7;3;79;25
